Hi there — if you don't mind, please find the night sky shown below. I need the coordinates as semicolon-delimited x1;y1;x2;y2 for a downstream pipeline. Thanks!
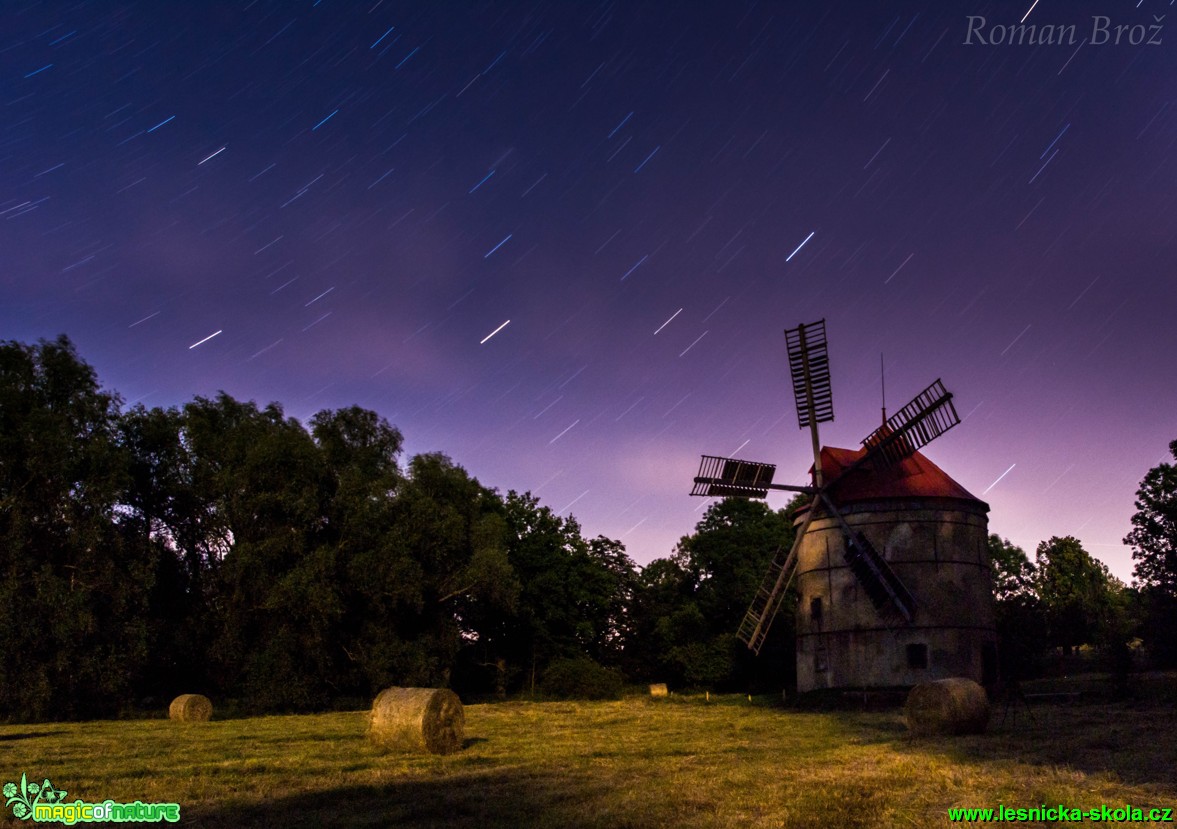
4;1;1175;582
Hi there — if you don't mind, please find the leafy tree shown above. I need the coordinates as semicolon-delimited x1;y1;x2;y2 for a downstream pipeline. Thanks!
180;393;335;710
585;535;638;666
351;454;518;692
499;491;593;671
120;405;208;587
118;404;217;698
631;497;798;690
988;534;1036;602
0;335;652;716
1124;442;1177;666
987;535;1046;679
1125;441;1177;596
309;406;405;695
0;336;152;720
311;406;403;515
468;492;633;696
623;556;692;684
1035;536;1117;656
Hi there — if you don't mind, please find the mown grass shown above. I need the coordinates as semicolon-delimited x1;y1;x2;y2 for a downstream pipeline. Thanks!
1;693;1174;827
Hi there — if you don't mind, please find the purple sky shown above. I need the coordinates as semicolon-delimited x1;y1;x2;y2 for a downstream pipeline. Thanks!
4;1;1175;582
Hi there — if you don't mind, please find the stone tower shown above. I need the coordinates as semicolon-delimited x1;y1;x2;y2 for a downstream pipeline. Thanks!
794;446;997;693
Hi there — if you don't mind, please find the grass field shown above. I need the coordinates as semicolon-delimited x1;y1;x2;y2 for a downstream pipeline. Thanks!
2;691;1175;827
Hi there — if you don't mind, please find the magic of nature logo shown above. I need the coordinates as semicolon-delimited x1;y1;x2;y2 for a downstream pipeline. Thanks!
3;774;180;824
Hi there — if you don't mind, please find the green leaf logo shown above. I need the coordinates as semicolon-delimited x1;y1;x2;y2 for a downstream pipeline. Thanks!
4;773;61;821
39;780;64;804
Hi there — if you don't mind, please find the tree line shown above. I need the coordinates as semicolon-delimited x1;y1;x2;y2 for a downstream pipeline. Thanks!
990;458;1177;682
2;336;1175;721
0;336;789;720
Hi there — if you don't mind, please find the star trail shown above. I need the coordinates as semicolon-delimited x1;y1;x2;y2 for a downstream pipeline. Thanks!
3;1;1176;581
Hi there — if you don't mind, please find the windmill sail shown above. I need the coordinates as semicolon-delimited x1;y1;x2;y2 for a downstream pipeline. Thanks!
815;492;916;624
736;540;796;654
702;322;962;657
860;379;959;468
737;497;818;654
785;320;834;429
691;455;776;498
841;531;915;623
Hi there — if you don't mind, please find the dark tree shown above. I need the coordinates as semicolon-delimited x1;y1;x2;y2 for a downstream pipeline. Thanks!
1126;441;1177;595
472;491;633;696
181;393;335;710
1124;441;1177;666
309;406;405;695
0;336;656;715
119;404;213;699
0;336;152;720
311;406;403;506
351;454;518;692
987;535;1046;679
1035;535;1117;657
585;535;639;667
989;534;1036;602
630;497;798;690
623;556;692;684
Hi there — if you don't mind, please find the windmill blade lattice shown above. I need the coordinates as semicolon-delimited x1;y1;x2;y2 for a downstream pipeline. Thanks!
692;321;966;656
691;455;776;498
841;533;916;624
817;491;917;624
785;320;834;429
860;379;959;469
736;495;819;654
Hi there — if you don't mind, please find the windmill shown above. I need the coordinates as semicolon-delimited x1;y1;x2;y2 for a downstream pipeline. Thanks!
690;320;997;691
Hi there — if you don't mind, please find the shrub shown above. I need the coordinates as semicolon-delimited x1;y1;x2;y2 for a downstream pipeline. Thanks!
540;658;623;700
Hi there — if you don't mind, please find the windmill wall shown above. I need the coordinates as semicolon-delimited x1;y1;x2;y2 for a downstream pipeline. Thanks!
793;497;997;694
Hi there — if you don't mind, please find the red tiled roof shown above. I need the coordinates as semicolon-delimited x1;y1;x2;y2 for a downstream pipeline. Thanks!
814;445;987;509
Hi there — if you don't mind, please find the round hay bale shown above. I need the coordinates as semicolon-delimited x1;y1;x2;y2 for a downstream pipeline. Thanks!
368;687;464;755
168;694;213;722
905;678;989;736
648;683;668;697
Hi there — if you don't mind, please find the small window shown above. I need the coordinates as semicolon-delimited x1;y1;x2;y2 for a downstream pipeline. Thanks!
906;643;928;669
815;646;828;673
810;596;823;622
